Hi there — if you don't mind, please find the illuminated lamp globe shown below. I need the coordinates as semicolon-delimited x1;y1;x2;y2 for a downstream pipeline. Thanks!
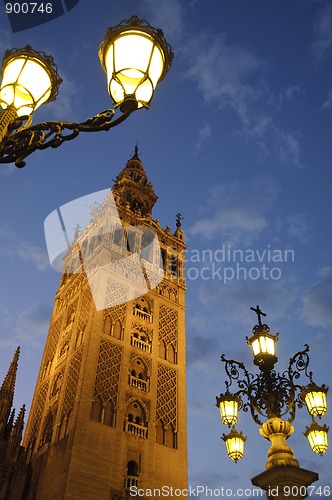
216;391;241;427
246;325;279;371
304;420;329;456
222;427;246;463
0;45;62;117
99;15;173;113
301;382;328;418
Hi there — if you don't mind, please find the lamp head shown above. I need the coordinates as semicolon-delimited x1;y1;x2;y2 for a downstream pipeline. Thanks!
222;427;246;463
304;420;329;456
0;45;62;117
99;15;173;112
216;391;241;427
246;324;279;372
301;382;328;418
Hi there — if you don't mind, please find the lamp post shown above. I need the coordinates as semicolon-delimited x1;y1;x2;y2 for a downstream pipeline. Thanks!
216;306;329;500
0;15;173;168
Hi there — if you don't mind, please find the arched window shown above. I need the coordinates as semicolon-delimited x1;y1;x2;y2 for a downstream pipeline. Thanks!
126;229;136;253
91;397;103;423
127;460;139;477
159;340;166;360
128;357;149;391
155;421;177;449
113;320;122;340
167;344;177;364
141;229;155;263
124;400;148;439
90;398;115;427
113;225;123;246
156;420;164;445
125;461;139;489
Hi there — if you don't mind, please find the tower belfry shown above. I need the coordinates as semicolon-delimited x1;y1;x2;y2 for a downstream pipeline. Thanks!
23;149;188;499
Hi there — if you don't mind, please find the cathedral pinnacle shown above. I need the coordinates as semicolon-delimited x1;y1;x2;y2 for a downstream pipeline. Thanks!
0;346;20;435
0;346;20;400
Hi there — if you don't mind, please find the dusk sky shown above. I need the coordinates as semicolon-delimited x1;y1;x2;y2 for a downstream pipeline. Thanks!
0;0;331;497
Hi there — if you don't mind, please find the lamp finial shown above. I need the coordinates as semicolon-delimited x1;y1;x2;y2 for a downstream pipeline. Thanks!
250;305;266;326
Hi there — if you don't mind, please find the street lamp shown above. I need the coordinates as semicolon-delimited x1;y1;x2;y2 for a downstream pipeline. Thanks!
216;306;329;499
0;16;173;168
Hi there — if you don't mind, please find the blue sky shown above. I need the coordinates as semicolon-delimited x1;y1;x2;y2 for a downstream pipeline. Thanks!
0;0;332;497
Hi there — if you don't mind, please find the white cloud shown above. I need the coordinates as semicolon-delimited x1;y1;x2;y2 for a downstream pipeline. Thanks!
180;31;303;167
189;177;279;242
16;243;50;271
286;213;312;240
322;87;332;109
181;32;263;124
141;0;185;42
303;267;332;328
38;70;80;121
0;225;49;271
15;303;52;346
0;164;16;176
187;335;216;368
310;0;332;62
284;85;302;101
194;123;211;155
275;130;303;168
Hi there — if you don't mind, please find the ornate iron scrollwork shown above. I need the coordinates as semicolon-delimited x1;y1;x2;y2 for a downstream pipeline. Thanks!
220;344;313;426
0;108;131;168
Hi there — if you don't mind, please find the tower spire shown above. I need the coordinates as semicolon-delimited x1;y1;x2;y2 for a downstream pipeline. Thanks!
133;142;139;159
0;347;20;433
112;145;157;217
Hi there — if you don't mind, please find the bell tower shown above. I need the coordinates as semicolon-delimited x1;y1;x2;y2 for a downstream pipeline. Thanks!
23;149;187;499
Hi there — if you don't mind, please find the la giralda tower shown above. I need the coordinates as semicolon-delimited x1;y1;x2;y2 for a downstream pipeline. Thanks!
23;148;188;499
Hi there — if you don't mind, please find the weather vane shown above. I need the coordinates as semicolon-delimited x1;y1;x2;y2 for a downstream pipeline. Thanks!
175;213;183;228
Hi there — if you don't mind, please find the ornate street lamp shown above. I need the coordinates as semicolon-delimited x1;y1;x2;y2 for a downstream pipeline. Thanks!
216;306;329;499
0;16;173;168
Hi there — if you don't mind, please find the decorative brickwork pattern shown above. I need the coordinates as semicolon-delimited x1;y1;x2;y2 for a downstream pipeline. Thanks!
62;349;83;417
156;283;178;302
105;279;128;314
25;382;49;444
156;365;177;428
158;305;178;350
103;279;128;321
55;273;87;313
93;340;122;406
77;286;92;333
46;315;63;361
62;298;79;337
